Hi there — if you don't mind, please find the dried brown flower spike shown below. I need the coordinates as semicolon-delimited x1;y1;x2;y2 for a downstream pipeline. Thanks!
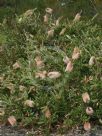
7;83;15;94
86;107;94;115
19;85;26;92
24;100;34;107
23;9;34;17
45;8;53;14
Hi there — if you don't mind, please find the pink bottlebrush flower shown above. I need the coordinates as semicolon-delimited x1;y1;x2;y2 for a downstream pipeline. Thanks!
48;71;61;79
84;122;91;131
8;116;16;126
24;100;34;107
82;92;90;103
72;47;81;60
65;61;73;72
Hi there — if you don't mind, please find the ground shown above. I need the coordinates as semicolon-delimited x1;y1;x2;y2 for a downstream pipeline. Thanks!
0;125;102;136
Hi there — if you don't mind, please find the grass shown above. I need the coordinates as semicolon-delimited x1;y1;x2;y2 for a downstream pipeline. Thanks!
0;9;102;135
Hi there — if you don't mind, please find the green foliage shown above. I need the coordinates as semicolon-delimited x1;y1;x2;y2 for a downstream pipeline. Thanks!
0;9;102;134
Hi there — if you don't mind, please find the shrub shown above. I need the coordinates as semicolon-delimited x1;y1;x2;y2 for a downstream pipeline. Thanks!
0;9;102;134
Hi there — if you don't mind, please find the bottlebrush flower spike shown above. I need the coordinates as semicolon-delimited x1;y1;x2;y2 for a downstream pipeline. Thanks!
19;85;26;92
13;62;20;69
44;107;51;119
0;109;5;116
83;76;93;84
18;17;22;23
35;71;47;79
0;76;4;83
47;29;54;38
84;122;91;131
48;71;61;79
73;10;82;22
24;100;34;107
65;61;73;72
82;92;90;103
55;16;63;27
89;56;95;66
44;14;49;23
35;56;44;68
63;56;70;64
99;119;102;124
7;83;15;94
72;47;81;60
86;107;94;115
45;8;53;14
59;28;66;35
8;116;16;126
23;9;33;17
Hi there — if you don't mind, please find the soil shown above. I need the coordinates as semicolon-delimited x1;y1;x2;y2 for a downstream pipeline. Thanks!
0;126;27;136
0;125;102;136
